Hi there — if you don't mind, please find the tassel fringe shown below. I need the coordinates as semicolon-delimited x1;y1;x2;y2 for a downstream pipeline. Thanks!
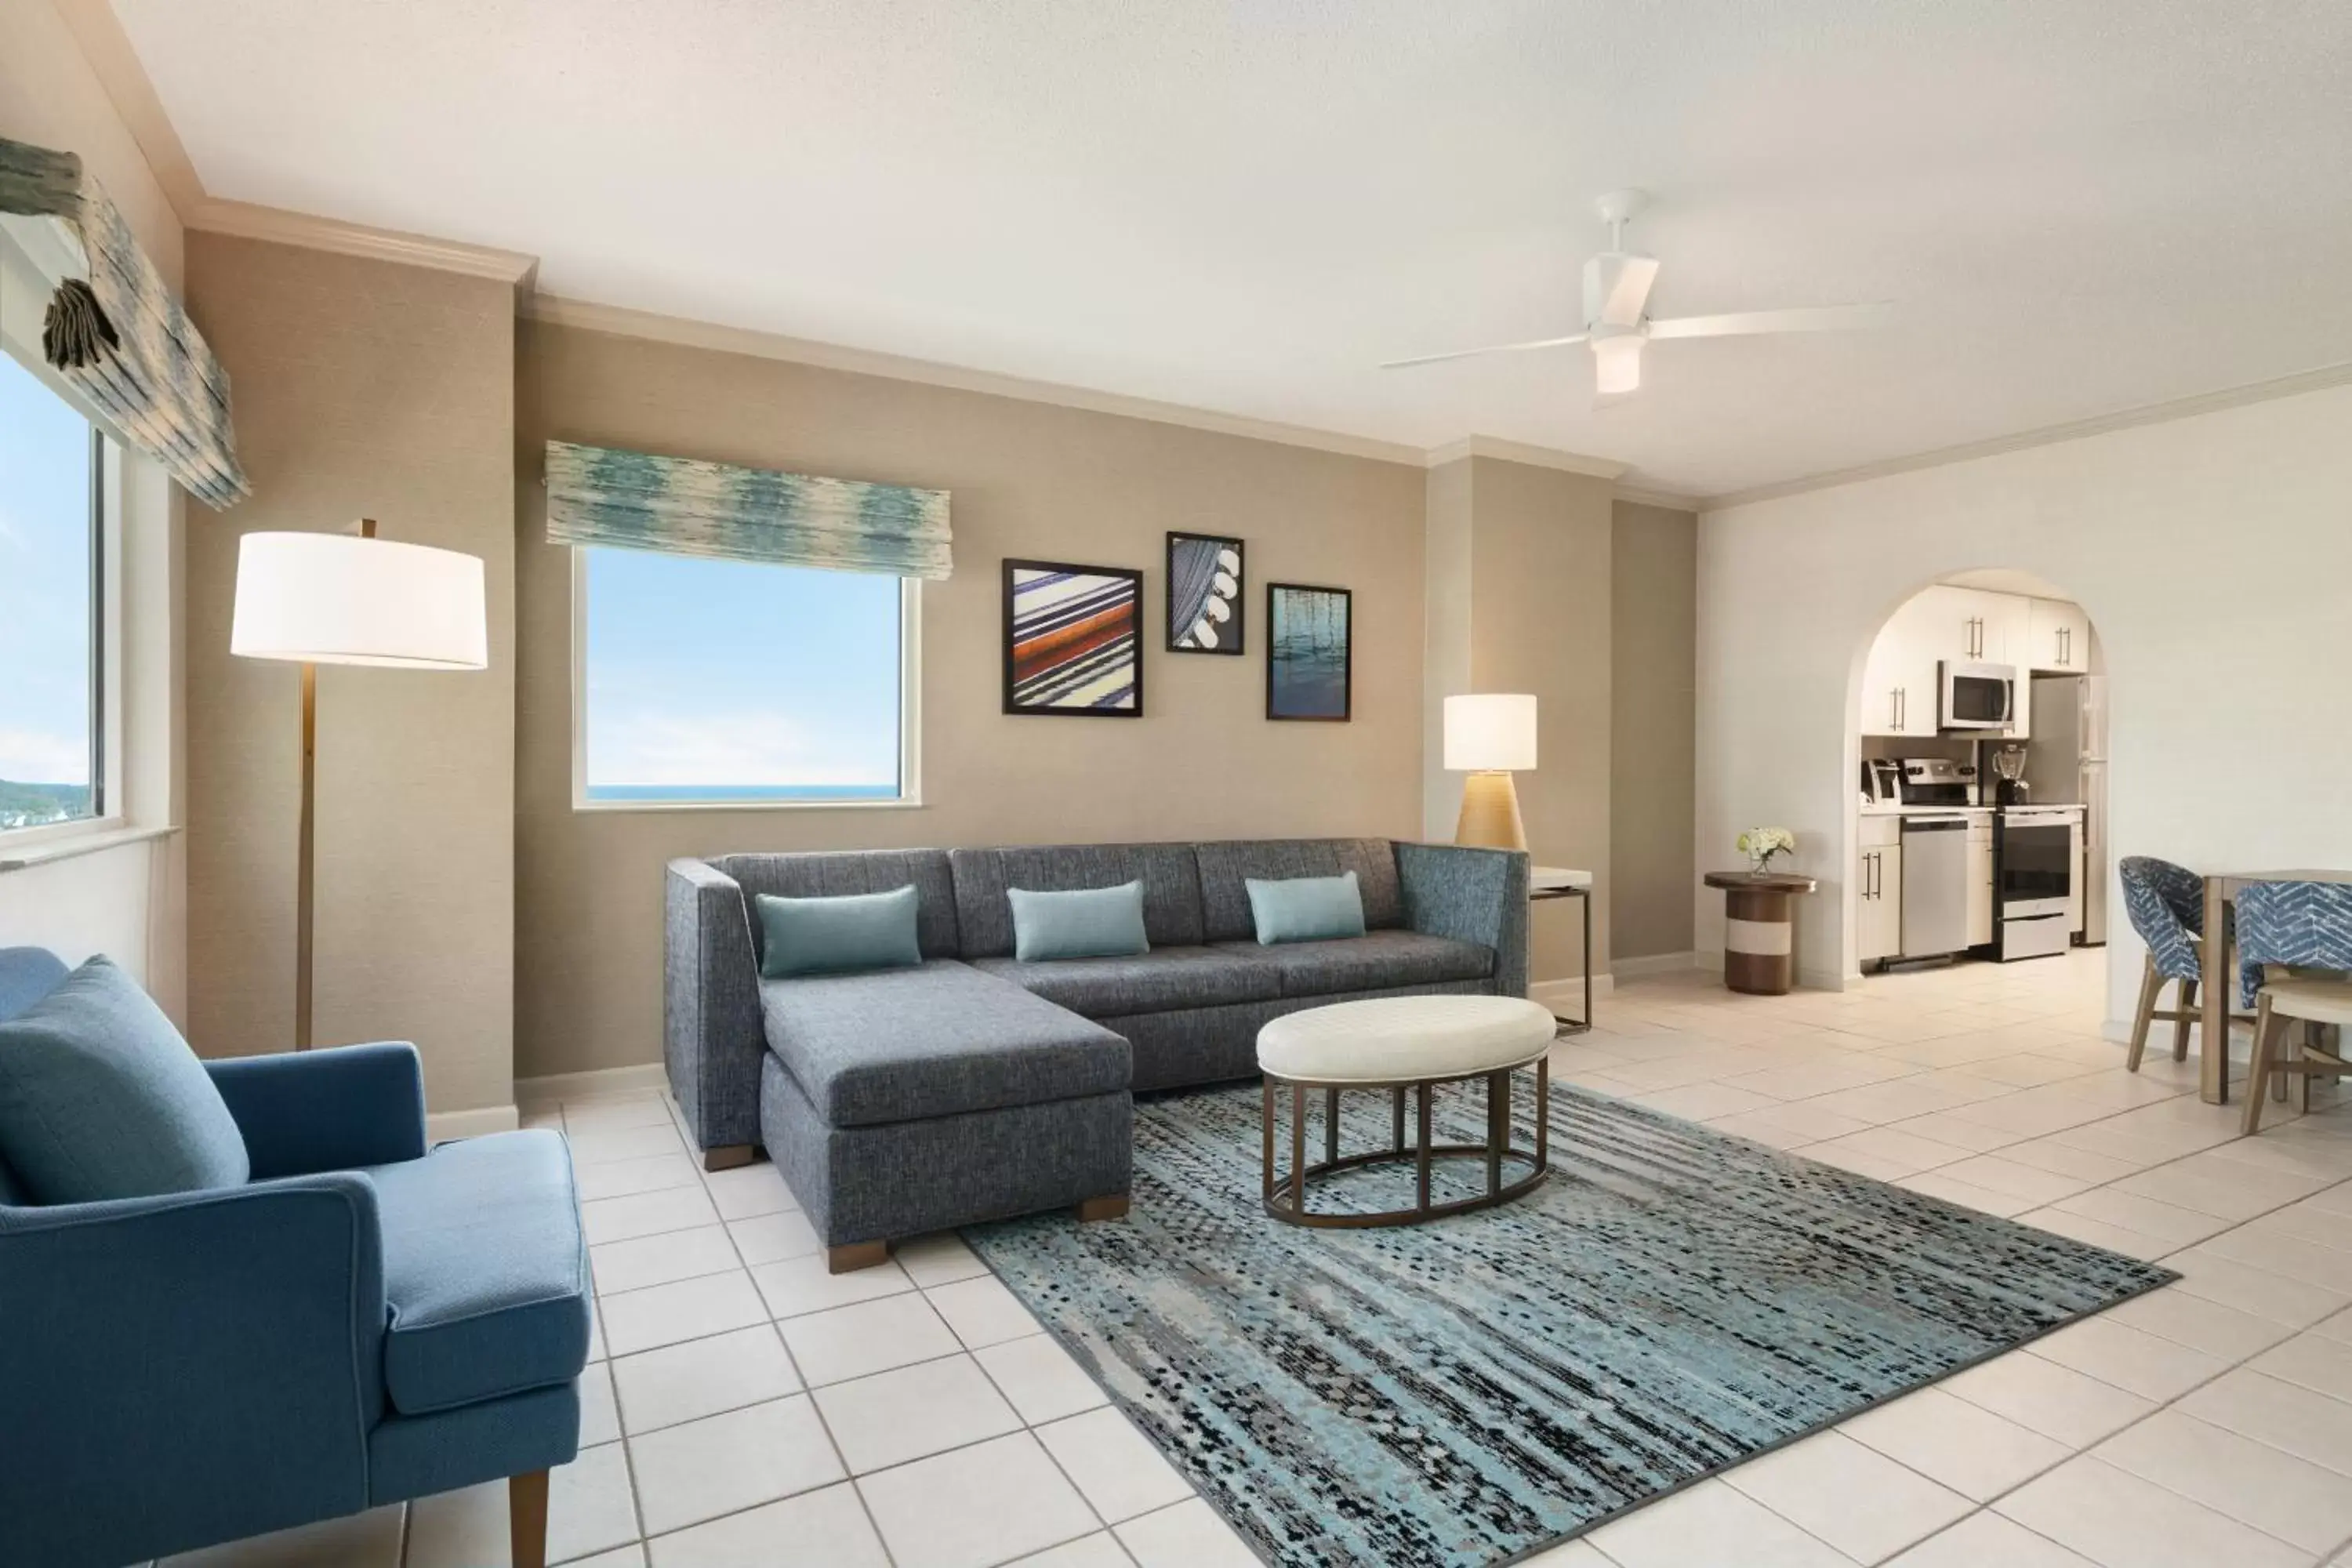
42;278;118;370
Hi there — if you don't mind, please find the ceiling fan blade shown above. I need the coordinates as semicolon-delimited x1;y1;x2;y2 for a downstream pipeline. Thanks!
1584;253;1661;328
1378;332;1588;370
1646;303;1892;339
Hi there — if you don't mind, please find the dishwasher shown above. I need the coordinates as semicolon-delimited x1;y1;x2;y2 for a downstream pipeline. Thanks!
1900;815;1971;959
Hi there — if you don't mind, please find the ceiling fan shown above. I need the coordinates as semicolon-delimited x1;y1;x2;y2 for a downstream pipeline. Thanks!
1381;191;1889;397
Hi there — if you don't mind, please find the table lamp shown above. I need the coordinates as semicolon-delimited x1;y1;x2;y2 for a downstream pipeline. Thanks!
231;521;488;1048
1445;693;1537;851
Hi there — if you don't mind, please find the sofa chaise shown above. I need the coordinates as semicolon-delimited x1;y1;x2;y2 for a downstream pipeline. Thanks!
666;837;1528;1269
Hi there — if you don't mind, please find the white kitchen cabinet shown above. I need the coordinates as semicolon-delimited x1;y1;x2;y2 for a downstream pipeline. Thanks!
1860;593;1945;736
1857;818;1904;963
1967;822;1994;946
2027;597;2092;673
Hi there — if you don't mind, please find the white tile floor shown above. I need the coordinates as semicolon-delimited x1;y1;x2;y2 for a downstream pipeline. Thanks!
153;949;2352;1567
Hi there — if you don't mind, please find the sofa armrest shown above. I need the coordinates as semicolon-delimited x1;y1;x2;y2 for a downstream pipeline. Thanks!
0;1174;387;1566
666;857;766;1153
1395;841;1530;998
206;1041;428;1178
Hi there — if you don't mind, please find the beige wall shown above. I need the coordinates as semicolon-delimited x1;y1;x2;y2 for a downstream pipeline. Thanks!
0;0;189;1019
183;234;517;1114
1421;456;1615;986
1609;501;1697;960
514;321;1429;1079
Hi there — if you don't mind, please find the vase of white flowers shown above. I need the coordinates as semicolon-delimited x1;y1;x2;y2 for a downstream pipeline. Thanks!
1736;827;1796;876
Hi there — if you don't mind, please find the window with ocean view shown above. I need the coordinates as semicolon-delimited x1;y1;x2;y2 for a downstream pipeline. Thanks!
0;348;101;835
578;547;913;806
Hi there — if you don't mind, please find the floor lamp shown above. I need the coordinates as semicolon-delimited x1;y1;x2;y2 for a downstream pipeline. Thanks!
230;521;488;1049
1446;693;1537;851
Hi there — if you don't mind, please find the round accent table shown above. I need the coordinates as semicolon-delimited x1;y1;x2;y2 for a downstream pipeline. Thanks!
1255;994;1556;1228
1702;871;1820;996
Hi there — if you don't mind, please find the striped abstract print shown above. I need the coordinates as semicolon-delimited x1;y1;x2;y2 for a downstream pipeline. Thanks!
967;1080;2171;1566
1005;561;1143;714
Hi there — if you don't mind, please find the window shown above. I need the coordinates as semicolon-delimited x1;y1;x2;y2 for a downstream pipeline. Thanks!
0;348;103;835
576;546;916;807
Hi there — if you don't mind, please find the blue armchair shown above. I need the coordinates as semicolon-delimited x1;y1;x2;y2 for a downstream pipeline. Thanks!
0;947;589;1568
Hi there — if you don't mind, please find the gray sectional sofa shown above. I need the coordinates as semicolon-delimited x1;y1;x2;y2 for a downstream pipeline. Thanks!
665;837;1528;1269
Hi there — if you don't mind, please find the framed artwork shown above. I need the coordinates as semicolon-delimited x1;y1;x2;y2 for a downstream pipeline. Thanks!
1002;558;1145;717
1265;582;1351;722
1165;532;1245;654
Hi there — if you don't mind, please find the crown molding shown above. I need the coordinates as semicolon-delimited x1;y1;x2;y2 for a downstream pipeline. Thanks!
52;0;207;222
190;199;539;287
523;293;1435;466
1613;485;1704;513
1423;435;1626;481
1704;358;2352;514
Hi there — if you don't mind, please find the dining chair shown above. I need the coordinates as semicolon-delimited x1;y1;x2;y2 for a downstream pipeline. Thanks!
2119;856;2223;1073
2236;880;2352;1134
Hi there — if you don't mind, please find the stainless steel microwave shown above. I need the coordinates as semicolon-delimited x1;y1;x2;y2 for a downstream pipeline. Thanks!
1939;660;2016;731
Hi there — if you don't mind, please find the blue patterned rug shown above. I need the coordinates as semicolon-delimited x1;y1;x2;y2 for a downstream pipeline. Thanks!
965;1080;2175;1566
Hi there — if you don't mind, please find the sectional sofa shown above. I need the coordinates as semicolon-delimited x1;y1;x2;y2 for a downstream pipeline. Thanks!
664;837;1529;1269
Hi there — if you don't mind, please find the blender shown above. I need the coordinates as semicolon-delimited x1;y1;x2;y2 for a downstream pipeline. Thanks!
1989;745;2029;804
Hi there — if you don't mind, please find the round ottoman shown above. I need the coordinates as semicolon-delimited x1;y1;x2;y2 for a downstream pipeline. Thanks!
1254;995;1555;1228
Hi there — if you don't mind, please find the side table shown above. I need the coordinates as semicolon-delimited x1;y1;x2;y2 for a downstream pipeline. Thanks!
1532;866;1593;1033
1701;871;1819;996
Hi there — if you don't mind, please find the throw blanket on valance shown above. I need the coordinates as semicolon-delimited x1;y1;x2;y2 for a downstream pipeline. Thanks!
544;440;951;580
0;137;248;509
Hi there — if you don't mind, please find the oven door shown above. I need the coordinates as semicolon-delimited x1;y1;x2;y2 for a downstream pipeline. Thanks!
1940;662;2016;730
1999;817;2074;917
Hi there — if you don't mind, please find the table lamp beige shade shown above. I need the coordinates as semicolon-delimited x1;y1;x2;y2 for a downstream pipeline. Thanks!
230;524;488;1048
1445;693;1537;853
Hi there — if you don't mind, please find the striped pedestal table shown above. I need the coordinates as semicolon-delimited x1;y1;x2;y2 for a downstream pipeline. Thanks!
1703;871;1820;995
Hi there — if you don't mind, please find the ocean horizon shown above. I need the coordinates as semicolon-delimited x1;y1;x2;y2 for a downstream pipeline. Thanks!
585;783;898;802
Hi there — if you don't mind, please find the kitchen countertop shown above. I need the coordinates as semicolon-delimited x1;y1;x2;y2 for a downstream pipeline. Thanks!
1860;802;2082;818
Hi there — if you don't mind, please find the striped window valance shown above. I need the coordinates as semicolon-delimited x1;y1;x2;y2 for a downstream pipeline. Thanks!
0;136;248;509
545;440;952;580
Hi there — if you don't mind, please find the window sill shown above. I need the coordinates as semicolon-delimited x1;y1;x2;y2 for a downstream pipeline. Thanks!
572;797;925;815
0;822;179;873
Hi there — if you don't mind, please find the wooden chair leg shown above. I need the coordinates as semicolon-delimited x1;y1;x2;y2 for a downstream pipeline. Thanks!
509;1469;549;1568
2126;955;2161;1071
2294;1021;2316;1115
2172;977;2197;1062
2243;996;2281;1137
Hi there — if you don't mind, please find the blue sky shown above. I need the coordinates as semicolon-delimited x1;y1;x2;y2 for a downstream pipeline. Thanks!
583;547;902;791
0;350;93;785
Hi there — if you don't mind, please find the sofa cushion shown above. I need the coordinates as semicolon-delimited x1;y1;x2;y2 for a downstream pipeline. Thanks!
971;946;1281;1018
717;850;960;962
1196;840;1401;942
367;1128;590;1417
951;844;1204;957
1210;930;1493;997
1009;881;1149;962
0;955;251;1203
756;886;923;979
1245;871;1368;945
763;960;1129;1127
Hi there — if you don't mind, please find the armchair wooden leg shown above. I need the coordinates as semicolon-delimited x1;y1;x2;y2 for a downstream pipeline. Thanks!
2126;955;2161;1071
827;1240;891;1273
702;1144;757;1172
2172;977;2197;1063
509;1469;549;1568
1076;1193;1130;1221
2244;996;2281;1137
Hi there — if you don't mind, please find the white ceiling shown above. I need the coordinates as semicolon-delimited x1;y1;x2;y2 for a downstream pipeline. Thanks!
113;0;2352;498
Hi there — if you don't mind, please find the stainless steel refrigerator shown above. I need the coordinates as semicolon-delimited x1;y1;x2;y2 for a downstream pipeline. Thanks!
2024;673;2108;945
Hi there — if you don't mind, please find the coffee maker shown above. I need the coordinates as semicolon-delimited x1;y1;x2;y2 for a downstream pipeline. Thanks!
1989;744;2030;804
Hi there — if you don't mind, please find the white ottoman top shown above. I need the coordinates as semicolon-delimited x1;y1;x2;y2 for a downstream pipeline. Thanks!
1256;995;1556;1084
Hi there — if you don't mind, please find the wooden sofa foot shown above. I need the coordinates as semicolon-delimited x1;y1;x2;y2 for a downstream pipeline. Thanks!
1076;1192;1130;1222
509;1469;549;1568
702;1144;757;1172
828;1240;891;1274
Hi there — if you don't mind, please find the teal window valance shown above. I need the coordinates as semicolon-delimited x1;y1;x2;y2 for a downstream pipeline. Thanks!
545;440;952;581
0;136;248;509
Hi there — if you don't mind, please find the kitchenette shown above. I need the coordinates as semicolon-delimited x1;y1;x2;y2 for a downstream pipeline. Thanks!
1854;575;2108;975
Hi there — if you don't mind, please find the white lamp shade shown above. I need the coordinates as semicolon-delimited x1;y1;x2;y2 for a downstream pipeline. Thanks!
1444;693;1537;771
231;532;488;669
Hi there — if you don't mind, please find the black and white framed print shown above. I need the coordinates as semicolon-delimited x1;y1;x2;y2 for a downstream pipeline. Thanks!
1165;532;1245;654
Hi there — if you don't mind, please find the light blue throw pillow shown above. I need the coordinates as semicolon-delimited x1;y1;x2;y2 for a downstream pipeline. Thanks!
1009;881;1150;962
757;885;924;979
1246;871;1367;945
0;955;251;1203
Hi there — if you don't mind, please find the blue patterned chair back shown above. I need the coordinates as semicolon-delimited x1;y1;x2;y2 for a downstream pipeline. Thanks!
2118;856;2205;982
2236;880;2352;1006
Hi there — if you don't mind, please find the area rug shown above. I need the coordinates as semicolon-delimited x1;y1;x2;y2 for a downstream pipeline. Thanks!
964;1080;2175;1567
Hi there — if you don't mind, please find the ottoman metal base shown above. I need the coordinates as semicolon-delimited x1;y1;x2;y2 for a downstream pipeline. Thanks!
1260;1056;1549;1229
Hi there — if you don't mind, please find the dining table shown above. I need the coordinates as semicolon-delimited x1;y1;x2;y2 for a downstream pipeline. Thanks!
2199;868;2352;1103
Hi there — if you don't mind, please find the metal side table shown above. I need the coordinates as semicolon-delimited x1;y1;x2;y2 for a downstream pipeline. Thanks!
1531;866;1594;1033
